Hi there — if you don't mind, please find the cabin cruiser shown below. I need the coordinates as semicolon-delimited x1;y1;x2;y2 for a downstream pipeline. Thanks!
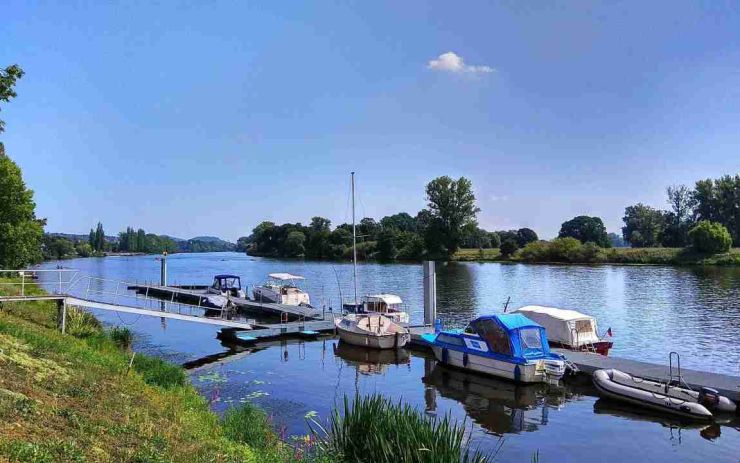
421;314;567;384
253;273;311;306
205;275;246;308
335;313;410;349
343;294;410;324
513;306;613;355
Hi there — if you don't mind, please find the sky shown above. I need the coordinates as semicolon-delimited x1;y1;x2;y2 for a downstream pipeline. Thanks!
2;1;739;241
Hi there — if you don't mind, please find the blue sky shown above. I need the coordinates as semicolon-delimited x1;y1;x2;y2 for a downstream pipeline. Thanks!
2;1;739;241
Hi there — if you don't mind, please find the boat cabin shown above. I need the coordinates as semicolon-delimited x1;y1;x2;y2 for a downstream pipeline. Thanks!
437;314;555;361
513;305;612;355
209;274;244;297
343;294;409;324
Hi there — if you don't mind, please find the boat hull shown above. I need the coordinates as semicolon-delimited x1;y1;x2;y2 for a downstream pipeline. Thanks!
549;340;613;356
337;327;409;349
428;345;564;384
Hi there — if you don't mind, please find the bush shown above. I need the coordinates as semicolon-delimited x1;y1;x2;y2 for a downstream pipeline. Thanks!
547;237;583;262
65;307;102;338
311;394;490;463
689;221;732;254
109;326;133;351
519;241;550;262
500;239;518;258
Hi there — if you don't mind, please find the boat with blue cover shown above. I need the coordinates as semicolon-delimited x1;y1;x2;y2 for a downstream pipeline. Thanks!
421;314;567;384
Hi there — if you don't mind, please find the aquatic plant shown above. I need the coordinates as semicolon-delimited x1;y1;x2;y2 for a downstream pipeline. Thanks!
310;394;490;463
109;326;133;351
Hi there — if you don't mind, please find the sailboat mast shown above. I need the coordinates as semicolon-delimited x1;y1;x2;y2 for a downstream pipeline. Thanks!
351;172;358;306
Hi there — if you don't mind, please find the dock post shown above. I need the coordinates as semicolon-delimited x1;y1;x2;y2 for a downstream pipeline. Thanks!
160;251;168;286
57;299;67;334
423;261;436;326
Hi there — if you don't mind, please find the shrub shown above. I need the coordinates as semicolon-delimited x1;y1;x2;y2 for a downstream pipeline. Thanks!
500;239;518;258
311;394;490;463
519;241;550;262
65;307;102;338
579;242;603;262
688;221;732;254
547;237;583;262
109;326;134;351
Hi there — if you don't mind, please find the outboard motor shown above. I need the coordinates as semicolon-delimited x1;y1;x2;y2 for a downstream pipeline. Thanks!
698;387;721;410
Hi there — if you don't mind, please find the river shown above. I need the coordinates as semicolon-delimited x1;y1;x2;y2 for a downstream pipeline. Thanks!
38;253;740;462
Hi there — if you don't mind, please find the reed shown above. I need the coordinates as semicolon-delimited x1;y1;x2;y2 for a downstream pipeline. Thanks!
310;394;490;463
109;326;134;351
130;354;187;389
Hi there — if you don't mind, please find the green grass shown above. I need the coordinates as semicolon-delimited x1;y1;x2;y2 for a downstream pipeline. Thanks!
310;394;491;463
453;246;740;266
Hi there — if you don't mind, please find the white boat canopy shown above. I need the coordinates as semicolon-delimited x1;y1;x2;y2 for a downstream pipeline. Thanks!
268;273;305;281
365;294;403;305
514;305;600;347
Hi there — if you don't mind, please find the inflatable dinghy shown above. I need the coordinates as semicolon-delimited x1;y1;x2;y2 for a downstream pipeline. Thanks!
593;369;736;421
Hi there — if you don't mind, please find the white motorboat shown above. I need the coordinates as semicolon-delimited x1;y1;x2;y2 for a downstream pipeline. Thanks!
513;305;613;355
253;273;311;306
335;313;410;349
207;274;246;298
592;369;736;421
343;294;410;325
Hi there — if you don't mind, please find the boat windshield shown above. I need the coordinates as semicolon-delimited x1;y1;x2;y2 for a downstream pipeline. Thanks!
519;328;544;357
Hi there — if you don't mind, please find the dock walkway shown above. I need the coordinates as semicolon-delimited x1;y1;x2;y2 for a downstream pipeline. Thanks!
409;326;740;403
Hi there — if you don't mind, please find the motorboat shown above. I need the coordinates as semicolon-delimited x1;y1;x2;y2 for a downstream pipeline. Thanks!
513;305;613;356
207;274;246;298
335;313;410;349
253;273;311;306
592;369;736;421
421;313;567;384
343;294;410;324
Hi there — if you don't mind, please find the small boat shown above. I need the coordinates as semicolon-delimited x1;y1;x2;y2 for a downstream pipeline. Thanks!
592;369;737;421
343;294;410;324
513;305;613;355
335;313;410;349
421;314;567;384
253;273;311;306
207;274;246;298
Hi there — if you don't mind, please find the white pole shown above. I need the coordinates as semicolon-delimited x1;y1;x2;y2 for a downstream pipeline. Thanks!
351;172;358;307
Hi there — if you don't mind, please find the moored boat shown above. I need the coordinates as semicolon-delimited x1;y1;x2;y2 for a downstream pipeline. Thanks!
253;273;311;306
513;305;613;355
335;313;410;349
592;369;736;420
421;314;567;384
343;294;410;324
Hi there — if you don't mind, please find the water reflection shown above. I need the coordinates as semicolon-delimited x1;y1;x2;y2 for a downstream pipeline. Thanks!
332;342;410;375
422;363;578;435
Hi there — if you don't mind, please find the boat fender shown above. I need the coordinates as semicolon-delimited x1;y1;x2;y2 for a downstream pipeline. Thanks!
463;352;469;367
442;348;449;364
514;365;521;382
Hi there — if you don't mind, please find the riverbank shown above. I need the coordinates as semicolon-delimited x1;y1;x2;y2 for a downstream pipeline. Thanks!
0;280;306;462
453;247;740;265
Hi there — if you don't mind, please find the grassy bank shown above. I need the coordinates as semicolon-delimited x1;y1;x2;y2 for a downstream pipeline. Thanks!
453;247;740;265
0;279;308;463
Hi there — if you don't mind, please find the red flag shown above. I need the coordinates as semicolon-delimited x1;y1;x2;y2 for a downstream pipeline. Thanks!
606;327;613;337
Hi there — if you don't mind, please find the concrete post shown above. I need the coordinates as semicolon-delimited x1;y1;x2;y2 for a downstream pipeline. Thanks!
422;261;436;326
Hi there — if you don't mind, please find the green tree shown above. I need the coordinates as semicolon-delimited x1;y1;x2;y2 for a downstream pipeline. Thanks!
380;213;417;233
376;229;398;261
488;231;501;248
0;64;24;134
0;154;44;267
688;221;732;254
516;228;539;247
424;176;480;256
500;239;518;258
235;236;250;252
607;232;627;248
397;232;424;260
283;231;306;257
42;235;75;260
692;175;740;243
558;216;610;247
661;185;695;247
309;217;331;233
622;204;665;248
75;242;93;257
329;227;352;247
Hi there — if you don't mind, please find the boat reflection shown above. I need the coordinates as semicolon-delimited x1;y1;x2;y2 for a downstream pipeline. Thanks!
332;341;411;375
422;362;579;435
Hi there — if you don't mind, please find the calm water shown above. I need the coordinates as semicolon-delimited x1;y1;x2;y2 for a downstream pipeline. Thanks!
37;253;740;462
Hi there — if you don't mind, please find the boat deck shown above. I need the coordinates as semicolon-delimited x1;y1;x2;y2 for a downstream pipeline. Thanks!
410;326;740;403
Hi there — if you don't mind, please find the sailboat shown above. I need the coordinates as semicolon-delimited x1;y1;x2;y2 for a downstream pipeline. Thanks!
335;172;410;349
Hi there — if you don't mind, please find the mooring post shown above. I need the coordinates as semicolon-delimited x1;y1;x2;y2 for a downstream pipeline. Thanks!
422;261;437;326
160;251;168;286
57;299;67;334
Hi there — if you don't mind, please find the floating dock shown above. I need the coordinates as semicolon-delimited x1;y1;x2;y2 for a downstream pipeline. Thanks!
127;284;324;320
409;326;740;404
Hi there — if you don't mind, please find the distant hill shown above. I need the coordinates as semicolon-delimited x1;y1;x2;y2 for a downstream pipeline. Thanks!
189;236;225;243
48;232;118;243
49;232;236;253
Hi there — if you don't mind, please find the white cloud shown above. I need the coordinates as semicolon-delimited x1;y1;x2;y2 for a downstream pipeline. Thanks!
490;195;509;202
427;52;494;74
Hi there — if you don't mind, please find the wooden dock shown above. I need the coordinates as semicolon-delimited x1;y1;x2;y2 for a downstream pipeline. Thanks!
127;284;324;320
409;326;740;404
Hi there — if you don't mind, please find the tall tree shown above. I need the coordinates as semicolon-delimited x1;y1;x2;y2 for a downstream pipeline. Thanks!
516;228;539;247
0;64;24;135
621;204;665;248
661;185;695;247
424;176;480;255
558;216;610;247
0;155;44;267
692;175;740;243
